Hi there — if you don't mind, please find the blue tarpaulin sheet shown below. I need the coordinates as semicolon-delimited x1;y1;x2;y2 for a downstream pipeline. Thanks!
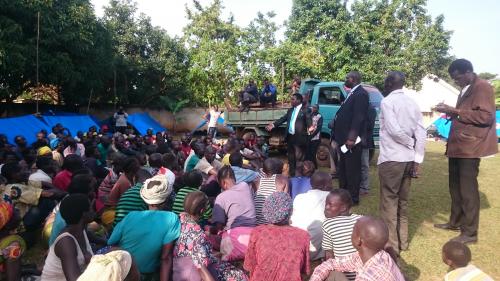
0;115;49;144
127;113;165;135
433;111;500;140
42;115;99;136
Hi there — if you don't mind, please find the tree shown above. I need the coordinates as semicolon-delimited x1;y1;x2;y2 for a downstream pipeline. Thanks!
478;72;497;81
285;0;452;89
183;0;241;105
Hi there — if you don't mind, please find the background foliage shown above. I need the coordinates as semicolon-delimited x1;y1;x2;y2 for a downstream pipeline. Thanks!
1;0;462;108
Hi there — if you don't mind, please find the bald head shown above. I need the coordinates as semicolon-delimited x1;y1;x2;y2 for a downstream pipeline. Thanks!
352;216;389;251
310;171;333;191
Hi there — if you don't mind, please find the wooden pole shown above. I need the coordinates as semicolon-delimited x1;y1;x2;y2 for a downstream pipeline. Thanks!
86;88;93;114
36;11;40;113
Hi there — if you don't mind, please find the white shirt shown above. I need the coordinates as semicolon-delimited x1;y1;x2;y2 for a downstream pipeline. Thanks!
288;103;302;135
29;169;52;184
290;189;329;260
458;84;471;99
208;110;221;128
114;112;128;127
378;89;426;164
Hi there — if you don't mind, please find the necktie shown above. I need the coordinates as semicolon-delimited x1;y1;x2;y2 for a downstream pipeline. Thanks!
289;107;297;134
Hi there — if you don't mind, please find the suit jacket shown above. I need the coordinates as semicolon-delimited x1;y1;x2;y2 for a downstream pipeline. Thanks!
447;75;498;158
332;85;369;146
274;105;311;145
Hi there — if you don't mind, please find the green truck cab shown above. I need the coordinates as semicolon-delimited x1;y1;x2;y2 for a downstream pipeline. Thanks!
226;78;383;166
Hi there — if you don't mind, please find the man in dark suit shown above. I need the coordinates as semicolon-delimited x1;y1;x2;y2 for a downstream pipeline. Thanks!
333;71;369;204
434;59;498;244
266;94;311;176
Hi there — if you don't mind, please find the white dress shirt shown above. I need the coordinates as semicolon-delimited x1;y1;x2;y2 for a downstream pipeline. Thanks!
377;89;426;164
288;103;302;135
291;189;329;260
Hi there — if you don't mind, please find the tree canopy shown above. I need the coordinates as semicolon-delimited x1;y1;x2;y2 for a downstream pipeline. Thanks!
0;0;461;108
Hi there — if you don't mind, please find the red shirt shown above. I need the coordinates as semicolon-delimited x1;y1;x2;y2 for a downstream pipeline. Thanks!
181;143;191;158
244;224;310;281
53;170;72;191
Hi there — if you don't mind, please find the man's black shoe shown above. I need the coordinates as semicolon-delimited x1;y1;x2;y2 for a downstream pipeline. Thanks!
434;223;460;232
450;234;477;245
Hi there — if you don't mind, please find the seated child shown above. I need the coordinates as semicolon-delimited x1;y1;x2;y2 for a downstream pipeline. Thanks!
172;170;212;223
442;241;493;281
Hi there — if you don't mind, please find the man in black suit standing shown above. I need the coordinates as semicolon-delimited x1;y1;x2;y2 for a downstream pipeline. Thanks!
333;71;369;204
266;94;311;176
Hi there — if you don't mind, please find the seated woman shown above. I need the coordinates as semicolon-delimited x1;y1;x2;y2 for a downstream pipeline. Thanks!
173;191;247;281
244;192;310;281
77;250;140;281
108;174;180;281
0;202;26;281
41;194;94;281
254;158;289;225
210;166;256;261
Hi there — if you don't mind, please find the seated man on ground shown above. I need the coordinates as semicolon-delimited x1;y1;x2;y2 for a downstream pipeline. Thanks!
171;170;212;224
310;216;405;281
108;174;180;280
244;191;310;280
222;139;249;167
229;152;259;188
173;191;247;281
291;171;332;261
442;241;493;281
185;142;205;173
209;166;256;261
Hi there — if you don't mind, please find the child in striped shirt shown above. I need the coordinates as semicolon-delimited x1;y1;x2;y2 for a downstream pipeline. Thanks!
172;170;212;223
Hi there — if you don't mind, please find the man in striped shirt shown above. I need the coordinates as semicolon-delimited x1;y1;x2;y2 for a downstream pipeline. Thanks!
171;170;212;221
311;216;405;281
322;189;361;281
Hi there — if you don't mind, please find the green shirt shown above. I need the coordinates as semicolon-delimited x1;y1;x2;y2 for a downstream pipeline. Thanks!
172;186;212;220
113;184;148;228
185;154;200;172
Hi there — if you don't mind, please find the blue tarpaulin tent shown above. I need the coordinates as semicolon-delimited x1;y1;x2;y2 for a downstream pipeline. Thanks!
127;113;165;135
433;110;500;140
42;115;100;136
0;115;50;144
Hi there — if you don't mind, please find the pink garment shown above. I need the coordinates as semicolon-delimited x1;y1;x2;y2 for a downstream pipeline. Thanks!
53;170;72;191
63;143;85;158
220;226;254;261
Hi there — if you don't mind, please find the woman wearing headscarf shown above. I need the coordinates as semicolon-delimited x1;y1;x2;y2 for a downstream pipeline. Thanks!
108;174;180;281
244;192;310;281
173;191;247;281
77;250;139;281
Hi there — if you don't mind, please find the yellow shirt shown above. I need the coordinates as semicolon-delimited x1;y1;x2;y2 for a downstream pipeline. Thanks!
222;153;249;166
2;181;43;218
445;265;493;281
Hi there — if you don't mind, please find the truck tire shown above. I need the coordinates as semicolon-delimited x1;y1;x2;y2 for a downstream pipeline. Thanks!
316;138;331;167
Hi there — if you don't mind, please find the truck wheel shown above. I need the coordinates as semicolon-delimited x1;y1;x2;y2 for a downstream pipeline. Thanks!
316;138;331;167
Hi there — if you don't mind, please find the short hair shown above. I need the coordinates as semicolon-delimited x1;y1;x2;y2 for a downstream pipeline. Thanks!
184;170;203;188
36;156;53;171
162;152;178;170
386;71;406;86
217;165;236;183
225;139;239;152
60;194;90;224
62;154;84;173
149;153;163;168
121;157;140;174
328;188;353;209
67;174;96;195
348;71;362;82
292;93;303;102
442;241;471;267
184;191;209;216
263;158;283;175
448;59;473;75
229;152;243;167
1;162;20;181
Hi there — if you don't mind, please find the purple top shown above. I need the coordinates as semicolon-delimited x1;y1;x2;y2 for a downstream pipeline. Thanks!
212;182;256;230
290;177;311;200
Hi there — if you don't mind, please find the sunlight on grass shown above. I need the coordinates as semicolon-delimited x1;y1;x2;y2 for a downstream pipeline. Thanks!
351;141;500;280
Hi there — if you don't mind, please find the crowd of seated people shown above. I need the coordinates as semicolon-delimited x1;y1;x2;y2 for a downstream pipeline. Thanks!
0;124;494;281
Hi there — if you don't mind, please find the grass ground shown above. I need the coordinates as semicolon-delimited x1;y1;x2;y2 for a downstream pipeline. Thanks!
348;141;500;280
22;141;500;280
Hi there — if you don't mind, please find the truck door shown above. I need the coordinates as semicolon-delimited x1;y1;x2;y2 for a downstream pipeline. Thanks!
314;86;345;133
